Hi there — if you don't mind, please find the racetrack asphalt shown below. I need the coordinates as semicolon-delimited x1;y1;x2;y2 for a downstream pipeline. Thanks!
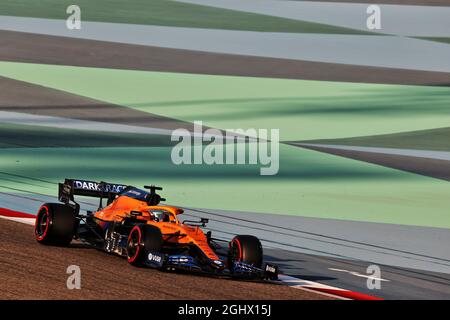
0;75;193;133
306;0;450;6
0;218;330;300
292;143;450;181
296;144;450;161
2;16;450;73
176;0;450;37
2;30;449;86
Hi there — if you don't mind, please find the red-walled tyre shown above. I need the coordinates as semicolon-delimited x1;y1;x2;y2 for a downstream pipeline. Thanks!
228;235;263;268
35;203;76;246
127;224;162;267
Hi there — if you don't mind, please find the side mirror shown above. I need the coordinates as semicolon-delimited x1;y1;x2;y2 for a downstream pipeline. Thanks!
182;218;209;227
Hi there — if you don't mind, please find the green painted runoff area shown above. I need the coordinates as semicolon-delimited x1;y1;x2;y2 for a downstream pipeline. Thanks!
1;145;450;228
1;62;450;228
0;62;449;141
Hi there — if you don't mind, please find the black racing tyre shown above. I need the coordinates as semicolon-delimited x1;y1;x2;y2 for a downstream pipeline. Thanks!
35;203;76;246
229;235;263;268
127;224;163;266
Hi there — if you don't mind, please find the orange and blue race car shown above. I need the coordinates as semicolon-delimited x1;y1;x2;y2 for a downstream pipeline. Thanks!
34;179;278;280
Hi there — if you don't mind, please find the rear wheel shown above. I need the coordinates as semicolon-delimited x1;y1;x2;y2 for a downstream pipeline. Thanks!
127;224;162;266
35;203;76;246
229;235;263;268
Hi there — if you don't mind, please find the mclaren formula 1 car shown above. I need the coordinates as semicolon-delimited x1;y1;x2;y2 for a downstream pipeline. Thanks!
34;179;278;280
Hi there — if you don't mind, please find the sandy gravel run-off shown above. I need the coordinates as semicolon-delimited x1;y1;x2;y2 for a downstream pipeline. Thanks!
0;218;331;300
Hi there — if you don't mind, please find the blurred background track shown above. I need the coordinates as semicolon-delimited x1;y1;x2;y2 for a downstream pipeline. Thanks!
0;1;449;299
1;30;450;86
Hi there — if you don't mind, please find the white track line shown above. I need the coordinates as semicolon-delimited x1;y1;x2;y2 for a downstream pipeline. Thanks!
0;215;35;226
277;274;349;299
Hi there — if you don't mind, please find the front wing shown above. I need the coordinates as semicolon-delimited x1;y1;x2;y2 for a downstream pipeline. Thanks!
142;251;278;280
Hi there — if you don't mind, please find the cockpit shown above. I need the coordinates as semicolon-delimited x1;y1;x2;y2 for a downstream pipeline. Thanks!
118;186;180;223
149;210;176;223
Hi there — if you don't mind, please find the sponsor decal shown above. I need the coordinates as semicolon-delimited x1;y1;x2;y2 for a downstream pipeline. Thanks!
127;190;143;196
74;180;99;191
103;183;126;193
161;225;177;231
148;252;163;263
265;264;276;273
168;255;192;263
73;180;126;193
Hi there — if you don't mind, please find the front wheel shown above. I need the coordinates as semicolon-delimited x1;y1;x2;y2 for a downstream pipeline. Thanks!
228;235;263;269
127;224;163;267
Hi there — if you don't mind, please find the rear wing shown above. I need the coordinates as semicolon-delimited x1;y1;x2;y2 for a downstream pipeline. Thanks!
58;179;128;206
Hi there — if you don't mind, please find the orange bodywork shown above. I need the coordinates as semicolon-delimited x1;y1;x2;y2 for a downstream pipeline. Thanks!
94;195;219;261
